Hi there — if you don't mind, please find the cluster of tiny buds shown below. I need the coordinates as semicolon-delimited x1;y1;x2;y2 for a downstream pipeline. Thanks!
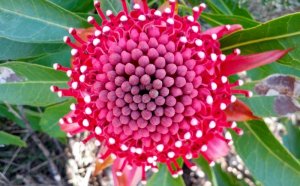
50;0;256;182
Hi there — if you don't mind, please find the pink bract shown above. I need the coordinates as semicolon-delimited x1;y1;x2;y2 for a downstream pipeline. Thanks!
51;0;288;183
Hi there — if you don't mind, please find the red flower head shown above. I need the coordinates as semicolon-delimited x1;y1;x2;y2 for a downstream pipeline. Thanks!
51;0;288;183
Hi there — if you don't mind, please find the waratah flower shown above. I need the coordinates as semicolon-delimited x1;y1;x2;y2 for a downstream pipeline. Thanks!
51;0;288;183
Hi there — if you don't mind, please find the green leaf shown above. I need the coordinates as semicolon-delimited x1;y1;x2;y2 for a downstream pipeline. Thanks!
0;37;66;61
204;0;253;19
202;13;260;29
232;120;300;186
283;121;300;159
221;13;300;69
0;62;67;106
100;0;130;14
0;104;41;131
247;63;300;81
147;163;185;186
49;0;94;12
39;100;72;140
239;96;277;117
0;0;89;43
0;131;27;147
213;164;248;186
194;156;218;186
28;49;71;68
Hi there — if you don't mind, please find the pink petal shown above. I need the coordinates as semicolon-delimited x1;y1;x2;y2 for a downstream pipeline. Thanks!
221;49;291;76
112;158;142;186
203;24;243;38
203;135;229;161
225;99;259;121
59;111;84;135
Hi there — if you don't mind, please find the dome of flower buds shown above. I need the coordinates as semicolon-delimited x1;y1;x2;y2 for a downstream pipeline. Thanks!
51;0;288;183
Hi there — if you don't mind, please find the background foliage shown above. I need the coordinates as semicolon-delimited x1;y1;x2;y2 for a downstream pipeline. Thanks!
0;0;299;185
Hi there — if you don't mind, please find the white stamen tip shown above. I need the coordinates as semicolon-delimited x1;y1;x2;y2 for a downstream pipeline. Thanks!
198;51;205;59
226;25;231;30
120;144;128;151
206;95;213;105
80;65;87;73
102;26;110;33
201;144;208;152
200;3;207;9
154;10;162;16
210;162;216;167
57;91;63;97
111;153;117;159
192;26;199;33
212;33;218;40
79;75;85;82
94;1;100;6
187;16;194;22
220;54;226;61
156;144;164;152
106;10;113;16
211;82;217;90
248;91;253;97
53;63;59;70
84;95;91;103
95;126;102;135
221;76;228;83
93;38;100;46
167;151;175;159
209;121;216;128
138;15;146;21
191;165;198;171
231;95;237;103
178;170;184;175
136;148;143;154
185;153;193;159
211;53;217;62
71;49;78;56
235;48;241;55
63;36;69;43
220;103;227;110
109;138;116;145
167;18;174;25
71;82;78;89
59;118;64;124
147;157;154;163
191;118;198;126
165;8;171;13
231;122;237;128
87;16;94;23
116;171;123;177
82;119;89;127
133;4;141;9
68;28;75;34
172;173;179;178
94;30;101;37
141;180;147;185
67;117;73;123
184;132;191;140
70;103;76;111
180;36;188;43
195;39;203;46
193;6;200;12
238;80;244;86
130;147;136;153
85;107;92;115
152;167;159;173
175;141;182;148
120;15;128;22
196;130;203;138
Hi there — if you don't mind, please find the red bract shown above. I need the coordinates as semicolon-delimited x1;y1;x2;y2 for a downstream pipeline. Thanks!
51;0;288;183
